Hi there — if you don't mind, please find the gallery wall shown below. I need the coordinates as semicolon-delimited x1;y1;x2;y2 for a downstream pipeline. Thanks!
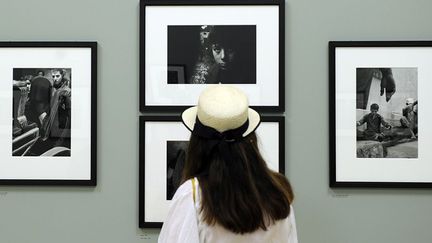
1;0;432;242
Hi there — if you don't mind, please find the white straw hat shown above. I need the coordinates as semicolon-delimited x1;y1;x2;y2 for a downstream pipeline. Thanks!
181;85;261;138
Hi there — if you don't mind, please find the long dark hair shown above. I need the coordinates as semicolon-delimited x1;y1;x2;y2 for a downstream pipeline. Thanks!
182;132;294;234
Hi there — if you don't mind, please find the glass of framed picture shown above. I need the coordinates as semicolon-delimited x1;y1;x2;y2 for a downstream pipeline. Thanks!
329;41;432;188
0;42;97;185
139;115;285;228
140;0;285;112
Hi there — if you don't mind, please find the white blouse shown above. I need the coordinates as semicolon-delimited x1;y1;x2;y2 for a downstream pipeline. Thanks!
158;179;298;243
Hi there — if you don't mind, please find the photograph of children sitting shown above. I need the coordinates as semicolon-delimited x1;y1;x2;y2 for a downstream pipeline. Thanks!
356;68;418;158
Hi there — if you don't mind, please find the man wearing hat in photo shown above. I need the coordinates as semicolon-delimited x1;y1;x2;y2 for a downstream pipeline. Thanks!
400;98;418;139
159;85;298;243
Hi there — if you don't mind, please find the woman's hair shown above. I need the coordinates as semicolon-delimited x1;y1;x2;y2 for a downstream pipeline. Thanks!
181;132;294;234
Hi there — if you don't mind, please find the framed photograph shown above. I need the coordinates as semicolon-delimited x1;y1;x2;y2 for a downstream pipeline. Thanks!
140;0;285;112
0;42;97;185
329;41;432;188
139;115;285;228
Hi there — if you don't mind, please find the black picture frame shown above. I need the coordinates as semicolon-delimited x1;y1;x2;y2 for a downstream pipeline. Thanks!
329;41;432;188
139;115;285;228
140;0;285;113
0;42;97;186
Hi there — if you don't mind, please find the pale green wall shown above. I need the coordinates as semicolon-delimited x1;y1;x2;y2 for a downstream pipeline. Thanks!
1;0;432;242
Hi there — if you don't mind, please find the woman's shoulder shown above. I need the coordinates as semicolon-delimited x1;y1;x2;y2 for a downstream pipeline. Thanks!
172;179;196;201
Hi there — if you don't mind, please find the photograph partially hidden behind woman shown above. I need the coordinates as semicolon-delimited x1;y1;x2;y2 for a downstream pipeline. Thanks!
158;85;298;243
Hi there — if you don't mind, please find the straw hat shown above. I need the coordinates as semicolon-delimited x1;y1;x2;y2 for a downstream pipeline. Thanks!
181;85;261;138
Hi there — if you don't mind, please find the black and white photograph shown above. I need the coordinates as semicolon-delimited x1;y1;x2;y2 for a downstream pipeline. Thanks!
140;115;284;227
356;67;418;158
0;42;97;185
166;140;188;200
330;41;432;188
13;68;72;157
140;0;284;112
168;25;256;84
